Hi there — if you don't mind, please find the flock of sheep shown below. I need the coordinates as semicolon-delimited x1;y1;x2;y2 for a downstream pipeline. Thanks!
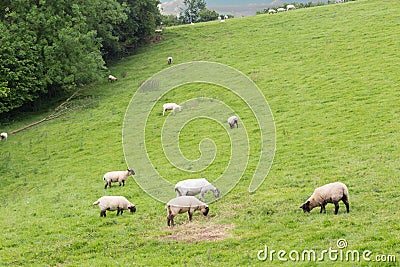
267;4;296;14
1;57;350;227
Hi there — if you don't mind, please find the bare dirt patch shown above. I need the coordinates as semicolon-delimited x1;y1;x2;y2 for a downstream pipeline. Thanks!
160;223;234;242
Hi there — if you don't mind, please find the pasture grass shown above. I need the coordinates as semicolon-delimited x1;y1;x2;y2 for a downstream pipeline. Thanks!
1;0;399;265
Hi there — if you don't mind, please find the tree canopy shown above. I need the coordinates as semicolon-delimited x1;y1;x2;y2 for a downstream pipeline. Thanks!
0;0;161;114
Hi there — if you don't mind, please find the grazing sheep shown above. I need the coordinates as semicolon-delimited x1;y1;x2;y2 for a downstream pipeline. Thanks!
227;115;239;129
108;75;117;82
300;182;349;215
0;132;7;141
268;9;277;14
277;8;286;12
167;56;173;65
93;196;136;217
166;196;209;226
162;103;182;116
175;178;220;200
103;168;135;189
286;4;296;11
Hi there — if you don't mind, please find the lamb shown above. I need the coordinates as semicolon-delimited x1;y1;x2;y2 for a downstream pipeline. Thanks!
166;196;209;226
108;75;117;82
227;115;239;129
0;132;7;141
286;4;296;11
167;56;173;65
277;8;286;12
162;103;182;116
300;182;349;215
103;168;135;189
175;178;220;200
93;196;136;217
268;9;277;14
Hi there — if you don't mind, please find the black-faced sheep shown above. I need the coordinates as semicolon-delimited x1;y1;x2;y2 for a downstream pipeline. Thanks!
103;168;135;189
108;75;117;82
167;57;173;65
300;182;349;215
227;115;239;129
166;196;209;226
0;132;7;141
175;178;220;200
93;196;136;217
162;103;182;116
268;9;277;14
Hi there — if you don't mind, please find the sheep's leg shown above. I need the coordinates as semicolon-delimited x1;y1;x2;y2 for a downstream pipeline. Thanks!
320;204;326;213
199;190;206;200
188;211;193;221
122;180;125;187
333;202;339;215
342;196;350;213
167;215;175;226
104;183;108;189
100;210;106;217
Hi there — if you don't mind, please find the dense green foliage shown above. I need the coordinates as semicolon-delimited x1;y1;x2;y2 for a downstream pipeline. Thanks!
1;0;399;266
0;0;161;114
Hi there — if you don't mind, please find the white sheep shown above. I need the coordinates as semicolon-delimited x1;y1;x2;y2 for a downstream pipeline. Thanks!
166;196;209;226
300;182;350;215
268;9;277;14
103;168;135;189
277;8;286;12
167;56;173;65
286;4;296;11
227;115;239;129
224;15;229;20
175;178;220;200
108;75;117;82
93;196;136;217
0;132;7;141
162;103;182;116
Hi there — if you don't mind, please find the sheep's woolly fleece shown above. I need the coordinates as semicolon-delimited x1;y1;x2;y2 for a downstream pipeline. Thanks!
160;223;234;242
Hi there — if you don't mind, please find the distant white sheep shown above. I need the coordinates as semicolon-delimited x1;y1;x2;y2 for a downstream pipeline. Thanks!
227;115;239;129
93;196;136;217
300;182;350;215
175;178;220;200
224;15;229;20
277;8;286;12
108;75;117;82
163;103;182;116
286;4;296;11
268;9;277;14
166;196;209;226
0;132;7;141
167;56;173;65
103;168;135;189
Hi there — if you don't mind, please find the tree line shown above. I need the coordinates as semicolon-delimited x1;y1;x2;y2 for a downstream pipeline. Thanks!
0;0;161;114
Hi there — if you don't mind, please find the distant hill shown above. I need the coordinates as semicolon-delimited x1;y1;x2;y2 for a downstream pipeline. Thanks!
160;0;330;17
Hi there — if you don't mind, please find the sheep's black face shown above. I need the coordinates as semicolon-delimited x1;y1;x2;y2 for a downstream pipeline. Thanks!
300;201;311;213
129;206;136;213
128;169;136;175
202;206;209;216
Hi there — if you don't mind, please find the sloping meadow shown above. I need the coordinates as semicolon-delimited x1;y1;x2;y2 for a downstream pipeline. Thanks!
0;0;399;265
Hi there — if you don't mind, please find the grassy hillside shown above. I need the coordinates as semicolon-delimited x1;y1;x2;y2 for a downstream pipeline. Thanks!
1;0;399;265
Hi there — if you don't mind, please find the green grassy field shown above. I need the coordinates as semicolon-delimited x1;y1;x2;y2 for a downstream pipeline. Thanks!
1;0;399;266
